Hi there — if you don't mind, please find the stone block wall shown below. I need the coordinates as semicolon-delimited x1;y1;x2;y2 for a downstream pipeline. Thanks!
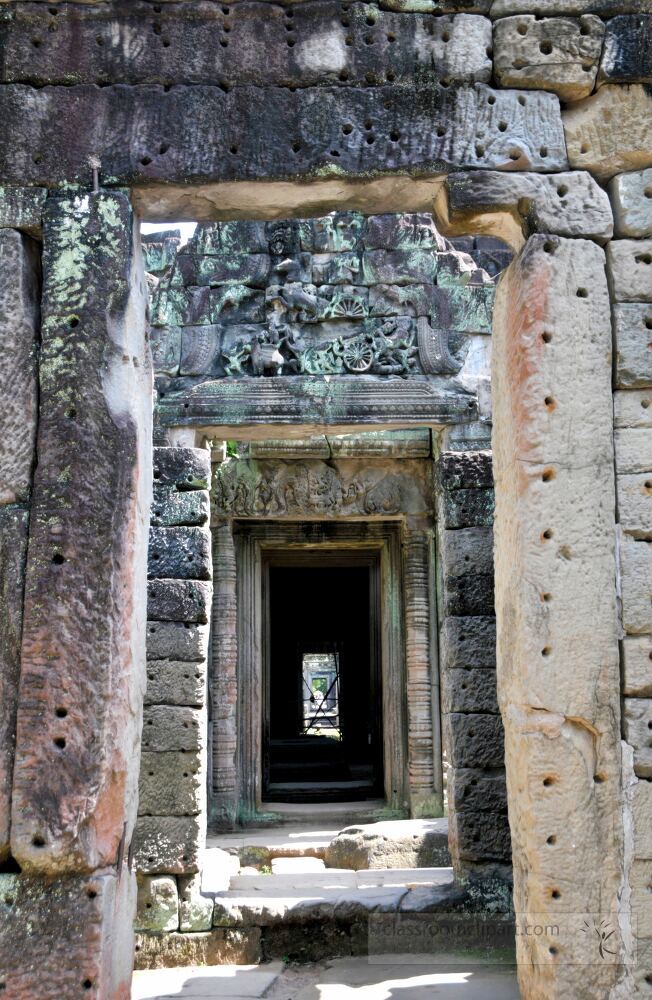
436;450;511;883
610;186;652;995
134;447;213;936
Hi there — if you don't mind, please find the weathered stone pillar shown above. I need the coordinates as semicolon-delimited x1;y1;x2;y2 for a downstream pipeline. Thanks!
211;519;240;824
0;227;39;861
492;235;625;997
403;526;438;814
2;192;152;998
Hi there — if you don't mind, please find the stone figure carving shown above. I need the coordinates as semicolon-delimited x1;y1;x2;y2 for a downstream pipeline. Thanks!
416;316;460;375
213;461;404;518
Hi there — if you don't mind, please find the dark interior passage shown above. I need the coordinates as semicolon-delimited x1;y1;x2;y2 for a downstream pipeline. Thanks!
265;560;382;801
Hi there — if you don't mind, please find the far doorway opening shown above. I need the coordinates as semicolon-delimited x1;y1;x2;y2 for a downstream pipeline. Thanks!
264;554;383;802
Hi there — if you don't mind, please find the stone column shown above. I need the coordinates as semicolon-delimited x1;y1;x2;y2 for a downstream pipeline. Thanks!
2;192;152;999
0;226;39;861
492;234;625;997
212;519;239;825
403;526;437;814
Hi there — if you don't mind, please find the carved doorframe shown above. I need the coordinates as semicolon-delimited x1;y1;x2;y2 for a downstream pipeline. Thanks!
226;520;411;818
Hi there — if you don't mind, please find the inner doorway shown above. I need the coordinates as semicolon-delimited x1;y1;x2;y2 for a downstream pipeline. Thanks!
263;553;383;802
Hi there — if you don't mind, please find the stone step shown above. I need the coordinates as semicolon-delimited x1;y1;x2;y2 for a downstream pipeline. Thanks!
257;799;386;828
271;856;326;874
227;866;454;893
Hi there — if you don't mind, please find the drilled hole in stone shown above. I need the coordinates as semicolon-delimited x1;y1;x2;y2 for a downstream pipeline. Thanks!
543;776;556;786
540;146;548;158
390;130;400;142
475;144;485;158
546;835;556;845
541;646;552;657
542;528;553;540
330;149;341;157
52;553;65;565
579;22;590;35
32;836;46;848
645;188;652;199
292;141;301;153
487;95;496;105
513;58;526;69
33;154;43;165
637;254;652;265
341;17;350;26
642;399;651;409
557;184;568;197
53;737;65;750
65;405;77;419
87;889;97;899
32;37;42;47
549;947;558;956
517;23;528;35
576;287;588;297
509;149;521;162
517;95;526;106
345;35;353;46
594;773;605;783
437;127;445;137
645;318;652;330
220;39;228;47
55;707;68;718
70;317;79;328
543;241;555;254
540;40;552;54
542;593;552;602
544;396;555;408
580;143;589;154
366;15;376;25
159;143;169;155
96;36;104;46
442;31;450;42
542;468;555;482
386;71;396;82
542;331;552;343
339;71;349;82
229;144;238;155
342;124;353;135
551;889;561;899
498;121;507;132
366;135;375;144
140;156;152;166
365;34;374;45
387;33;396;43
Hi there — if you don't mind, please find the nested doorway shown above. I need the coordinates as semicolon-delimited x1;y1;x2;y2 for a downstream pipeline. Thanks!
263;552;383;802
229;521;410;817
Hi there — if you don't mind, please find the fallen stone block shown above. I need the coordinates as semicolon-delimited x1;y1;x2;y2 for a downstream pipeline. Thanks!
494;15;603;101
135;875;179;933
609;168;652;238
325;819;450;871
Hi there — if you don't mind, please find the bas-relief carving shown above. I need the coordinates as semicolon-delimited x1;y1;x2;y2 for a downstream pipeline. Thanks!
213;460;431;518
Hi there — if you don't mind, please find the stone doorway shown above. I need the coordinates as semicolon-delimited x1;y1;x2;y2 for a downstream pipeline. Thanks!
263;553;383;803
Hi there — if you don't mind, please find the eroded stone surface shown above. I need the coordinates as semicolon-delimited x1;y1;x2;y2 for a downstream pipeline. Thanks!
135;876;179;933
617;474;652;539
607;239;652;302
563;84;652;181
179;874;214;932
492;235;624;995
153;447;211;491
0;506;29;859
144;659;206;707
133;816;203;874
0;229;39;506
0;871;136;999
609;168;652;239
622;636;652;696
613;304;652;387
0;5;493;88
148;526;212;580
139;752;204;817
10;193;152;874
147;579;212;622
133;928;262;970
446;170;613;242
0;186;46;237
146;621;210;662
599;14;652;84
0;83;568;187
325;819;450;870
620;536;652;634
493;15;603;101
141;706;205;753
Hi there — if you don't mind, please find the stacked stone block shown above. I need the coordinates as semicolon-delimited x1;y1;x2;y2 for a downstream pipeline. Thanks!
436;450;511;881
134;447;212;933
609;173;652;991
